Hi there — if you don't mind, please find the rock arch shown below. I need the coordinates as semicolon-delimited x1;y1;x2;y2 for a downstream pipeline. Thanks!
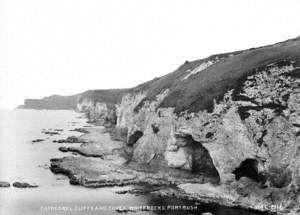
174;134;220;180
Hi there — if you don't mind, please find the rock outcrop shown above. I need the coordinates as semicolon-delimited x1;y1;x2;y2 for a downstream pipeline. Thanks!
0;181;10;187
76;89;129;126
53;136;86;143
12;182;38;188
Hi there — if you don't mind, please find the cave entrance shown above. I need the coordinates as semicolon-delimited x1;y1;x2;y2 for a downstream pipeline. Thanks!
127;130;143;146
232;159;264;183
182;135;220;179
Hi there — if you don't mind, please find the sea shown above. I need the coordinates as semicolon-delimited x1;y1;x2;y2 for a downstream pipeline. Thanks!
0;109;268;215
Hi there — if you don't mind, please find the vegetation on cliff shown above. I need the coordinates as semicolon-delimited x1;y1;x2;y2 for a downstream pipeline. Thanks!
132;36;300;114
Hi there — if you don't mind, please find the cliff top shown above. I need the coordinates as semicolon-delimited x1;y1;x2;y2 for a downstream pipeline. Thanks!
132;36;300;114
19;36;300;112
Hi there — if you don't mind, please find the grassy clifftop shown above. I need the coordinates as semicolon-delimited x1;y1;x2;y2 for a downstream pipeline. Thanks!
132;36;300;114
20;36;300;112
78;89;129;104
19;89;129;110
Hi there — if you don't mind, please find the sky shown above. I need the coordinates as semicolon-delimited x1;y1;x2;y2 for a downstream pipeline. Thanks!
0;0;300;109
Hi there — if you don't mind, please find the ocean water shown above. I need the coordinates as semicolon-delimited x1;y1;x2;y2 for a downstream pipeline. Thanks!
0;109;266;215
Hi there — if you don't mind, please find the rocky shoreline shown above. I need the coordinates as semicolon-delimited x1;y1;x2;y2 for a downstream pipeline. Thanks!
49;126;277;215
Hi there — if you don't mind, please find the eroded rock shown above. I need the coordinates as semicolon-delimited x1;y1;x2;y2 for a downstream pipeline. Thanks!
32;139;45;143
70;128;89;134
12;182;38;188
58;144;103;158
53;136;86;143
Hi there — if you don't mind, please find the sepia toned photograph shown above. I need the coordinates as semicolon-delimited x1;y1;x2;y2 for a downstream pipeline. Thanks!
0;0;300;214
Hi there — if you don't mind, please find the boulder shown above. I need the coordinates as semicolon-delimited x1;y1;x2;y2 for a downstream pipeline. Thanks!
0;181;10;187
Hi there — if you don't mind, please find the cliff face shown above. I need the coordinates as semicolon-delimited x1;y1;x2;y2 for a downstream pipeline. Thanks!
116;60;300;178
75;37;300;213
18;94;79;110
76;89;129;127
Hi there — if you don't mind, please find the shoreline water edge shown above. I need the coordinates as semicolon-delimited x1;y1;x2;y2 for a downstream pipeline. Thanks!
0;110;267;215
48;118;274;215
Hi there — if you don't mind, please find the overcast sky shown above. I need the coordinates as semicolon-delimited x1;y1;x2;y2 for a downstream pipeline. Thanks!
0;0;300;109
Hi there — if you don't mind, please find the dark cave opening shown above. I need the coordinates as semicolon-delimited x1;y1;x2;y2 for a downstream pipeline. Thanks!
151;123;160;134
180;135;220;180
232;159;265;183
127;130;143;146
